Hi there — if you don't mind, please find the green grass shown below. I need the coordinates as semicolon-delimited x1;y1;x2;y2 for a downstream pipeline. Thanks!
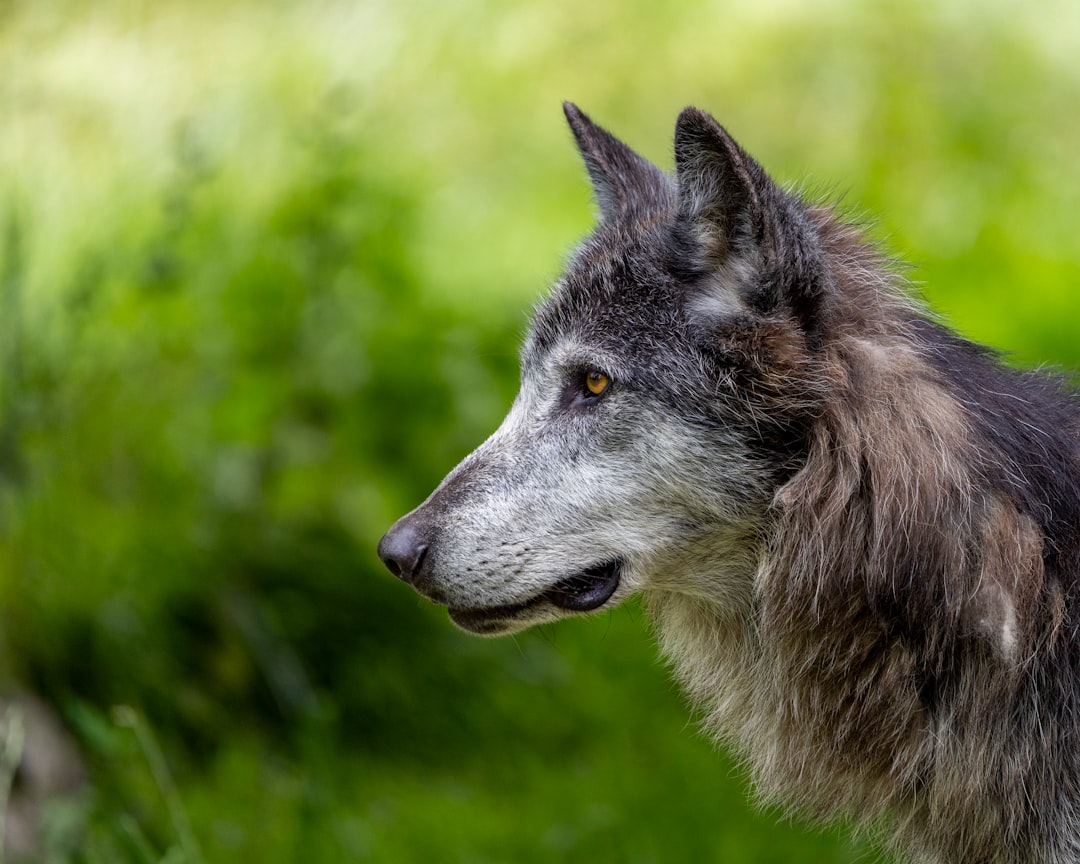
1;0;1078;861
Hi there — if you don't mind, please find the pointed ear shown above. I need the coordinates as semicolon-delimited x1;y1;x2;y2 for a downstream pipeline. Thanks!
674;108;830;334
563;102;673;221
674;107;774;260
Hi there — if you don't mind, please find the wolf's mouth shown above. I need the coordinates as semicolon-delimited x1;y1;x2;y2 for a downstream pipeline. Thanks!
543;559;623;611
448;558;624;634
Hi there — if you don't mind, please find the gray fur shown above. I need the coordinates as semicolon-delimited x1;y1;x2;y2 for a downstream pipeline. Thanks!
379;105;1080;863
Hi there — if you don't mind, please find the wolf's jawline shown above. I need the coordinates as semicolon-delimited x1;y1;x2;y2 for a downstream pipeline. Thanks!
380;105;1080;862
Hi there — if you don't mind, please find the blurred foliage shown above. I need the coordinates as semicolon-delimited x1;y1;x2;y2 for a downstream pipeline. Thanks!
0;0;1078;862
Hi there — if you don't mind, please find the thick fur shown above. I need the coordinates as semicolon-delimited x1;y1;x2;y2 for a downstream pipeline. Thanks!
379;104;1080;863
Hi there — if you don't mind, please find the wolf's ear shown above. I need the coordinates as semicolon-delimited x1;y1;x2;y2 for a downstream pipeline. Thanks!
674;108;826;331
563;102;673;221
674;107;774;262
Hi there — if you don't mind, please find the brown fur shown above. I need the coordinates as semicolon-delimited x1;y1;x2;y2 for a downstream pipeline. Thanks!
650;210;1071;862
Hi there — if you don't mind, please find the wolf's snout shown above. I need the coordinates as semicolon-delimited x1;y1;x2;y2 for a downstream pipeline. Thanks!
377;517;431;585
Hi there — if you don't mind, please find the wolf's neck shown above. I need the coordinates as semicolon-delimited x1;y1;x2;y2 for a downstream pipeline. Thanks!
644;423;1074;864
646;586;956;859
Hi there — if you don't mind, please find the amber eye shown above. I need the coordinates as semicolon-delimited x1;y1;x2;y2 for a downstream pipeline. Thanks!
585;370;610;396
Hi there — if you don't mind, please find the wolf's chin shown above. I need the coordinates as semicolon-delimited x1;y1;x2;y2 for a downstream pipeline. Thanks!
447;559;624;635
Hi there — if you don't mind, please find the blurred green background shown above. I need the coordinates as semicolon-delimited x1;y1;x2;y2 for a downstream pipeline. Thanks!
1;0;1078;861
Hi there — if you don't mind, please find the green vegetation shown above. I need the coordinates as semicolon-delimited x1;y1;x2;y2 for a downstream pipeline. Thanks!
1;0;1078;861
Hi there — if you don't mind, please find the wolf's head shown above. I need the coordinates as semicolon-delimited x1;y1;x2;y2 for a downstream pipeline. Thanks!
378;104;845;635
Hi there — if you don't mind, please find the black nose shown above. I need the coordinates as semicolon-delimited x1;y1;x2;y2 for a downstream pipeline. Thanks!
377;517;430;584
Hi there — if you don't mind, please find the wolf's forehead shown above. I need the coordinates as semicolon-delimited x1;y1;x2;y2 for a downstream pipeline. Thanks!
526;231;682;362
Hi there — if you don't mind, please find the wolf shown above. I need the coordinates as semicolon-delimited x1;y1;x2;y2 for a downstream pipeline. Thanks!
378;103;1080;863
